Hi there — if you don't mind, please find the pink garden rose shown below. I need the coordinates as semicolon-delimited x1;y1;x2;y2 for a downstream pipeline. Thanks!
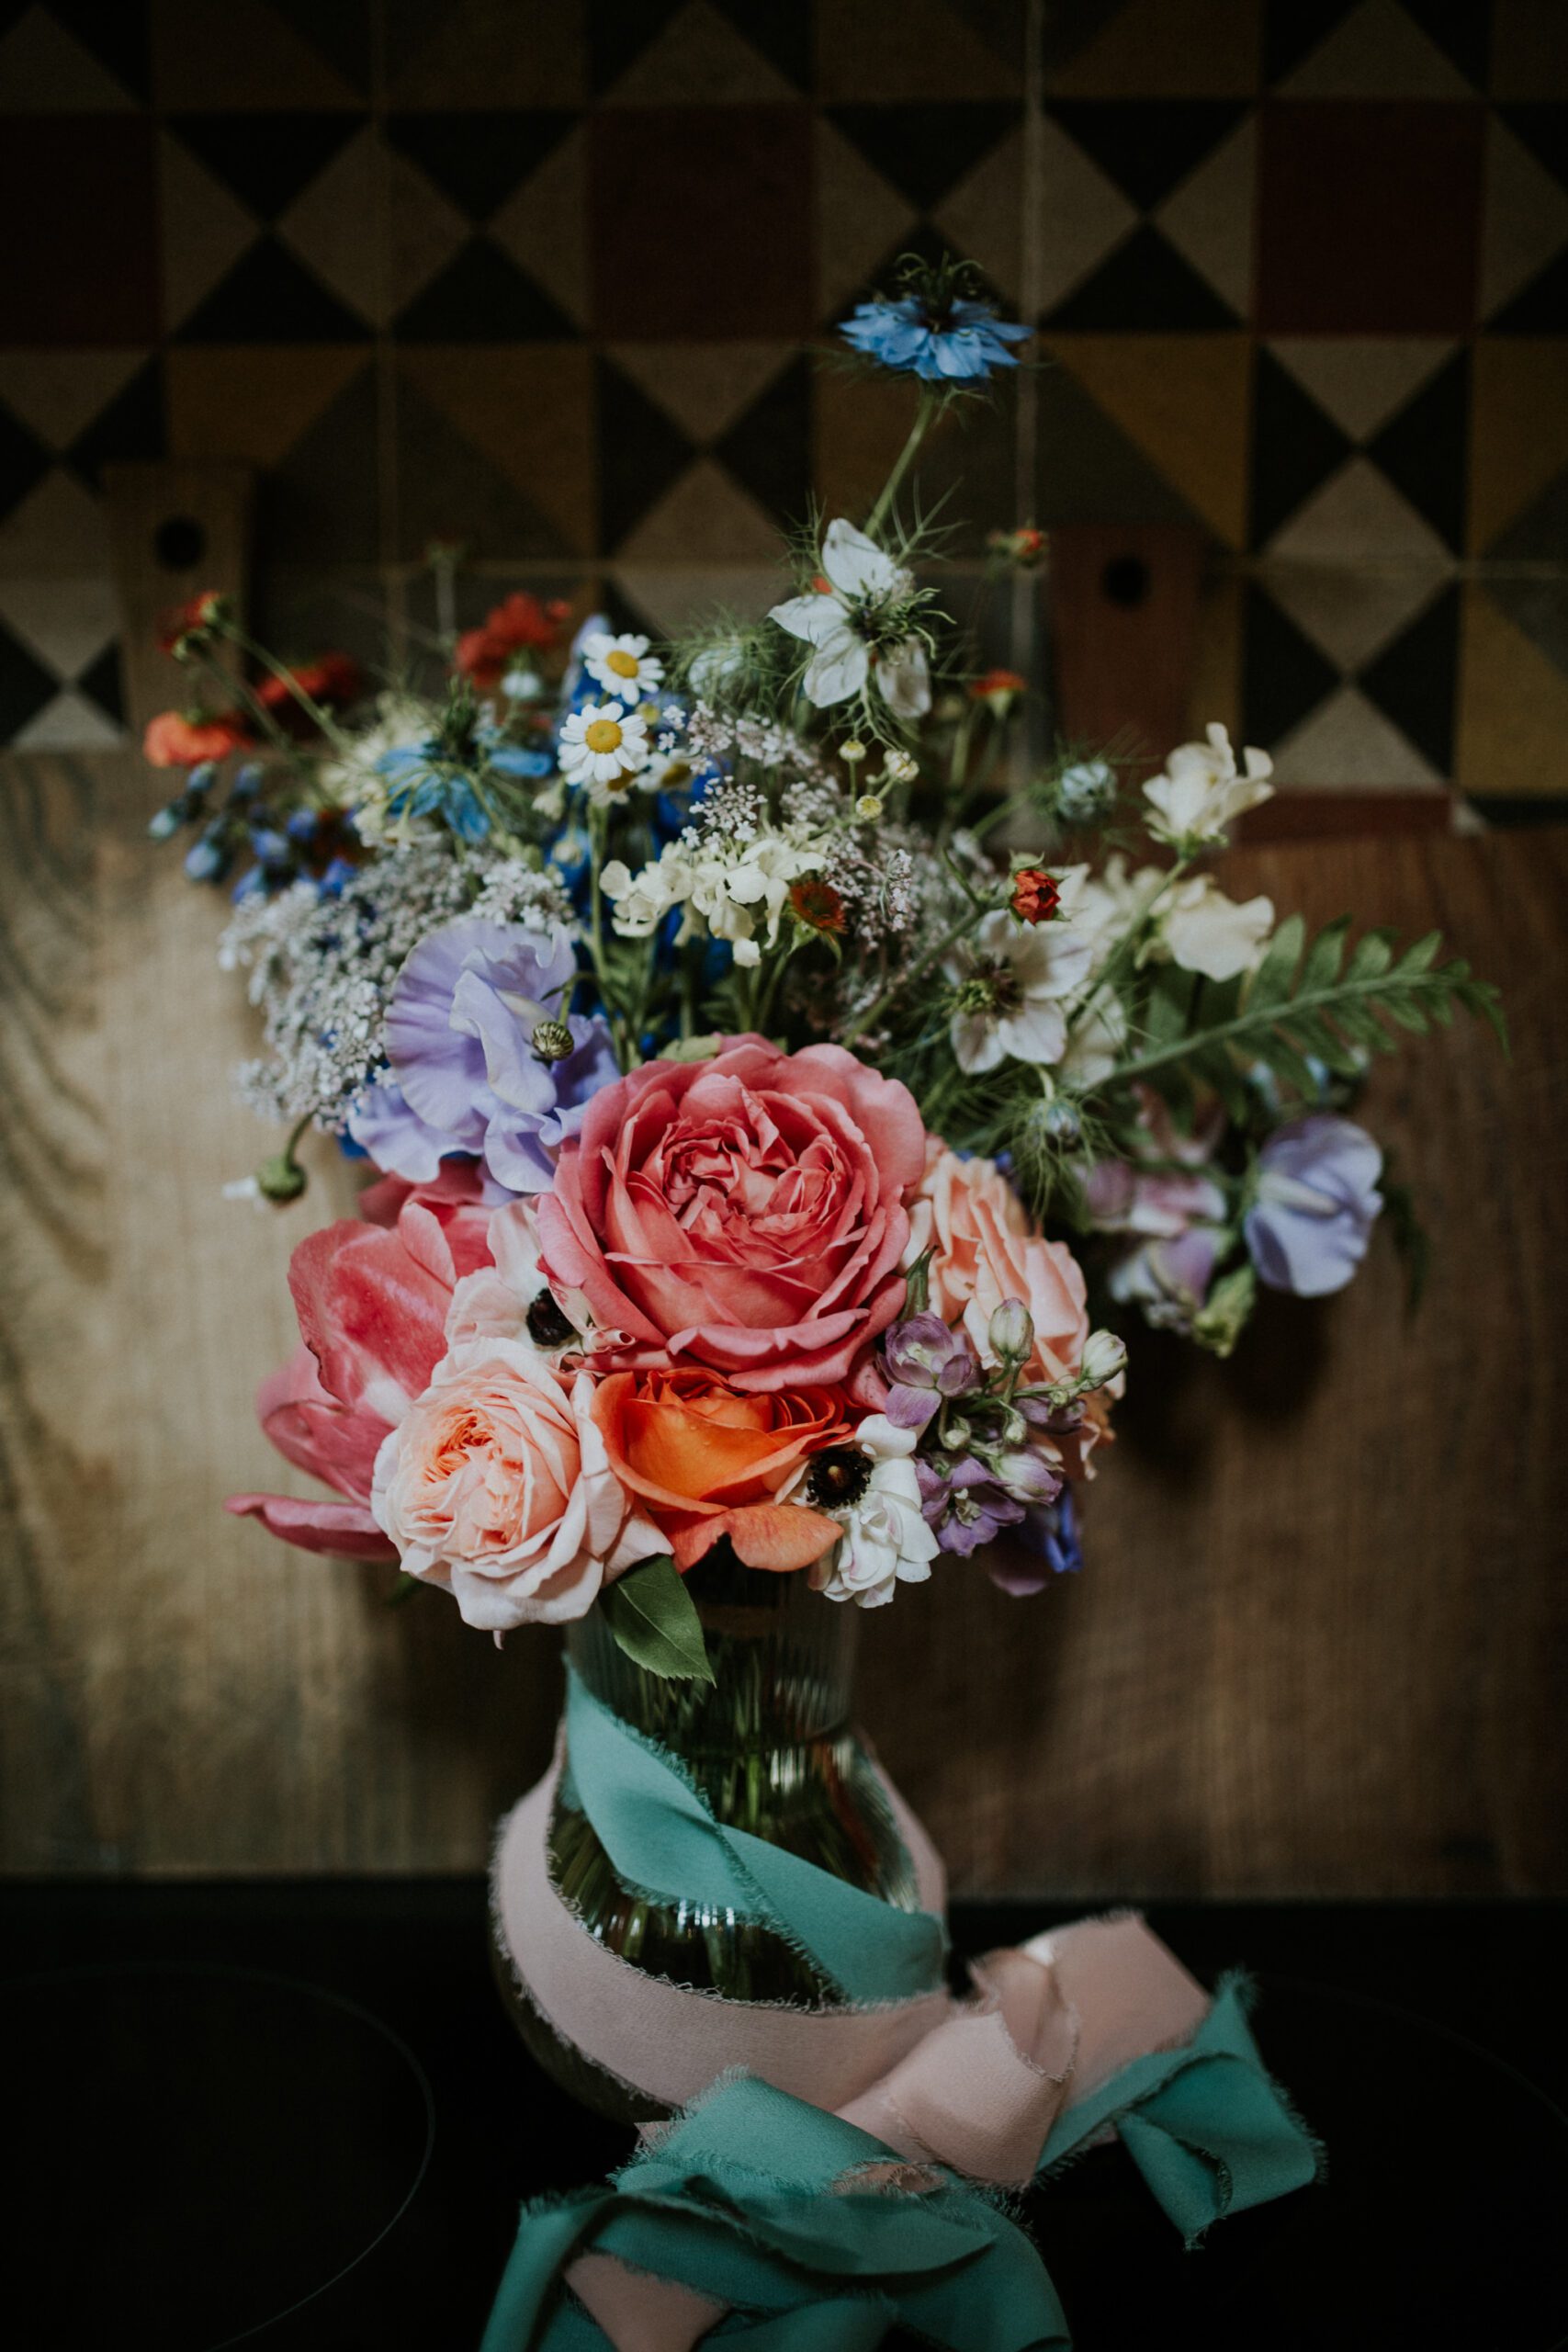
371;1342;664;1630
906;1142;1089;1387
536;1037;927;1392
227;1194;481;1557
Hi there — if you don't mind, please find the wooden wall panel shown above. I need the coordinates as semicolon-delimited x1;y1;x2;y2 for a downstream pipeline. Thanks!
2;753;1563;1892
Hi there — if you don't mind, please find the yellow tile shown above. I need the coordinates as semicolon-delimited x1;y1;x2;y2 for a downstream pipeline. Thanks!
1044;334;1254;548
1468;339;1568;552
1187;568;1242;741
164;347;368;469
1456;584;1568;796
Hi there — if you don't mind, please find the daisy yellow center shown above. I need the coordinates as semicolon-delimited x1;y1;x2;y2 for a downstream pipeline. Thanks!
584;718;623;753
604;650;639;678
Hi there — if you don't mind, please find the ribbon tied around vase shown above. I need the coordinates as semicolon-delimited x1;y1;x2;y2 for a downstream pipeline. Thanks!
487;1669;1321;2348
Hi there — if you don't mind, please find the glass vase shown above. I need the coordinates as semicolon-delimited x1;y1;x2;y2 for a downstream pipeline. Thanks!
495;1547;925;2122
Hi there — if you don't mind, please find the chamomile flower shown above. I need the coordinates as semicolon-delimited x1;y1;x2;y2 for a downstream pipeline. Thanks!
581;631;664;704
558;700;650;803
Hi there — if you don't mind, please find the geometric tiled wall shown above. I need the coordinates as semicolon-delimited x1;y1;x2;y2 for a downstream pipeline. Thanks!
1;0;1564;822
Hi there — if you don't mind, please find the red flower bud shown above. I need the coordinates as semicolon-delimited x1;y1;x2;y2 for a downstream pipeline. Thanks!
1010;866;1060;924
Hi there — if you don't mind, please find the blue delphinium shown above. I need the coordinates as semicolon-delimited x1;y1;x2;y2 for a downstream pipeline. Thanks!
841;293;1030;383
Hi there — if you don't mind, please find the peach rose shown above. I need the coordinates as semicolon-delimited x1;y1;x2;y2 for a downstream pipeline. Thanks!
592;1369;850;1573
906;1141;1089;1388
370;1341;663;1631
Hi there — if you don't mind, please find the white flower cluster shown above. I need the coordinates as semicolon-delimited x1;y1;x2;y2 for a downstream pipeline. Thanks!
603;768;837;970
220;847;570;1130
683;702;829;781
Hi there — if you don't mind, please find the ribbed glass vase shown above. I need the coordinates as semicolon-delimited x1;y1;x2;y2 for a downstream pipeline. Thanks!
497;1547;924;2122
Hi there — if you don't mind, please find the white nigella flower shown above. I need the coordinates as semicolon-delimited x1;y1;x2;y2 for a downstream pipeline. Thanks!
581;630;664;704
799;1417;939;1610
558;700;650;803
770;519;931;718
1158;873;1274;982
1144;723;1273;849
946;906;1095;1075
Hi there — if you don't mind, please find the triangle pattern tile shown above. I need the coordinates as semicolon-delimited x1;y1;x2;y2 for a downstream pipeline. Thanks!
11;687;128;752
813;115;920;321
0;469;112;573
1279;0;1477;96
607;564;784;638
150;0;365;109
165;347;370;468
1031;114;1140;317
615;456;780;562
596;355;698;551
490;121;592;331
1047;101;1248;211
1456;582;1568;794
715;0;812;91
65;359;167;491
815;366;937;527
1242;579;1342;746
265;0;377;96
174;238;372;345
395;236;581;342
0;572;118;680
385;0;588;105
1357;582;1461;772
606;343;799;445
255;365;381;564
1046;334;1253;545
1033;361;1207;530
1043;224;1241;331
1265;335;1454;440
1482;566;1568;681
1364;350;1469;552
588;0;684;96
169;114;363;221
1266;455;1452;566
1258;552;1450;671
280;129;470;329
396;345;595;553
1154;113;1257;317
391;370;578;560
1466;337;1568;548
0;405;52;525
1043;0;1261;96
387;110;577;220
1484;244;1568;333
815;0;1024;101
825;103;1021;214
715;354;812;524
158;128;263;332
600;1;801;104
51;0;152;100
833;220;1011;331
0;616;61;743
0;6;138;108
1269;681;1446;786
1496;102;1568;188
0;353;147;455
1261;0;1359;85
1401;0;1493;88
931;124;1027;306
1490;2;1568;100
76;640;126;728
1479;114;1568;320
1486;458;1568;567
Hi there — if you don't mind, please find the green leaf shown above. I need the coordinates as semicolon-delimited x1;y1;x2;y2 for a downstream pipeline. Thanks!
1348;927;1396;981
597;1555;715;1685
1142;963;1197;1048
1247;912;1305;1012
902;1244;934;1317
1396;930;1442;978
1300;915;1351;995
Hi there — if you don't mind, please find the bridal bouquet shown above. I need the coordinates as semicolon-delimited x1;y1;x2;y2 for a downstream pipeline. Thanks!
146;255;1501;1671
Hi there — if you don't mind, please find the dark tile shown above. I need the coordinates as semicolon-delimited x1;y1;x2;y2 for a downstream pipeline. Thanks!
719;0;815;92
0;618;61;744
266;0;378;96
65;357;167;490
589;104;813;337
1242;579;1340;746
51;0;153;104
1404;0;1493;91
1359;582;1461;774
1260;0;1357;87
387;111;578;221
1496;102;1568;188
1249;346;1352;550
1484;248;1568;334
1257;99;1485;333
0;117;159;346
596;353;695;549
1033;358;1205;530
587;0;684;97
1366;349;1470;554
254;363;382;565
825;101;1021;213
1049;100;1249;210
396;237;581;341
393;369;581;561
76;639;126;727
173;240;373;344
0;403;52;524
1043;225;1240;331
167;115;364;221
714;354;812;526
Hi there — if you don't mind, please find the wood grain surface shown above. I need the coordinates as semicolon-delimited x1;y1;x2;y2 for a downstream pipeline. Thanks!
2;753;1563;1891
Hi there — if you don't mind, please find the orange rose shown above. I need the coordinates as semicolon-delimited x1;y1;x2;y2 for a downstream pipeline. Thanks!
592;1369;852;1573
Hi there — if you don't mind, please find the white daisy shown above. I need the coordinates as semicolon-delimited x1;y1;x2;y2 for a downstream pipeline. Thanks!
581;631;664;704
558;701;650;805
945;906;1095;1075
796;1417;939;1610
769;518;931;718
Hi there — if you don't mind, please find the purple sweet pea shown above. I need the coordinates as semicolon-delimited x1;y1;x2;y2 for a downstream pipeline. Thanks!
882;1313;981;1430
1245;1114;1382;1297
347;917;618;1195
987;1487;1083;1597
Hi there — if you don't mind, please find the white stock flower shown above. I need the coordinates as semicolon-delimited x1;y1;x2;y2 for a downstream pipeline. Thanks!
1159;873;1274;981
558;700;650;801
805;1416;939;1610
770;519;931;718
1143;723;1273;848
581;630;664;704
946;906;1095;1075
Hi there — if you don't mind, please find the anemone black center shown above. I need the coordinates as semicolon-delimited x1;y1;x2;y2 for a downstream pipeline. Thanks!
526;1291;575;1348
806;1447;872;1508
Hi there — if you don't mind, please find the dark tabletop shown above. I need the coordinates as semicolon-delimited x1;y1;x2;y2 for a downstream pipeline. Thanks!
4;1883;1565;2352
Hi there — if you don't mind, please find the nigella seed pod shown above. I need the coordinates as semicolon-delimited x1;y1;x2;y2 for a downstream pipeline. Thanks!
1043;1098;1082;1145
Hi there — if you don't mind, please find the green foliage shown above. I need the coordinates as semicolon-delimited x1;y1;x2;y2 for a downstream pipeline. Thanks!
597;1555;715;1685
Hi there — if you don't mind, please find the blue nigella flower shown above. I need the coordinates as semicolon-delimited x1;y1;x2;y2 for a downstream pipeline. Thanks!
375;746;491;842
840;296;1031;383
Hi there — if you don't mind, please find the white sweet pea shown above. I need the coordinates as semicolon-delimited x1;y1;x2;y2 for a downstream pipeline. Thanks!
1159;873;1275;982
1144;723;1273;848
803;1416;939;1610
946;907;1095;1075
770;519;931;718
581;631;664;705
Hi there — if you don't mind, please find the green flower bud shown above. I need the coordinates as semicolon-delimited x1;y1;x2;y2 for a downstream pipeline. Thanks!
254;1152;307;1204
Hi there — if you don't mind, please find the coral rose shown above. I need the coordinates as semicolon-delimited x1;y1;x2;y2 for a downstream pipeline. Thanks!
592;1369;850;1573
371;1343;663;1630
906;1142;1089;1389
536;1038;926;1392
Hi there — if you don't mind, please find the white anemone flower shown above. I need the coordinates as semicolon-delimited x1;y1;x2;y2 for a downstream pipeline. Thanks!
1144;723;1273;848
770;519;931;718
946;907;1095;1075
800;1417;939;1610
558;701;650;804
581;630;664;704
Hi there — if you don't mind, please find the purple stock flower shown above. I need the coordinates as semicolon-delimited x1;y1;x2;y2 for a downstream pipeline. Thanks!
882;1313;980;1430
1245;1114;1382;1297
917;1456;1024;1555
987;1487;1083;1597
347;917;618;1195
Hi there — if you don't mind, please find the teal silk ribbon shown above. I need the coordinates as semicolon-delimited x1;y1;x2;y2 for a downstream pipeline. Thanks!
481;2075;1070;2352
562;1663;948;2005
